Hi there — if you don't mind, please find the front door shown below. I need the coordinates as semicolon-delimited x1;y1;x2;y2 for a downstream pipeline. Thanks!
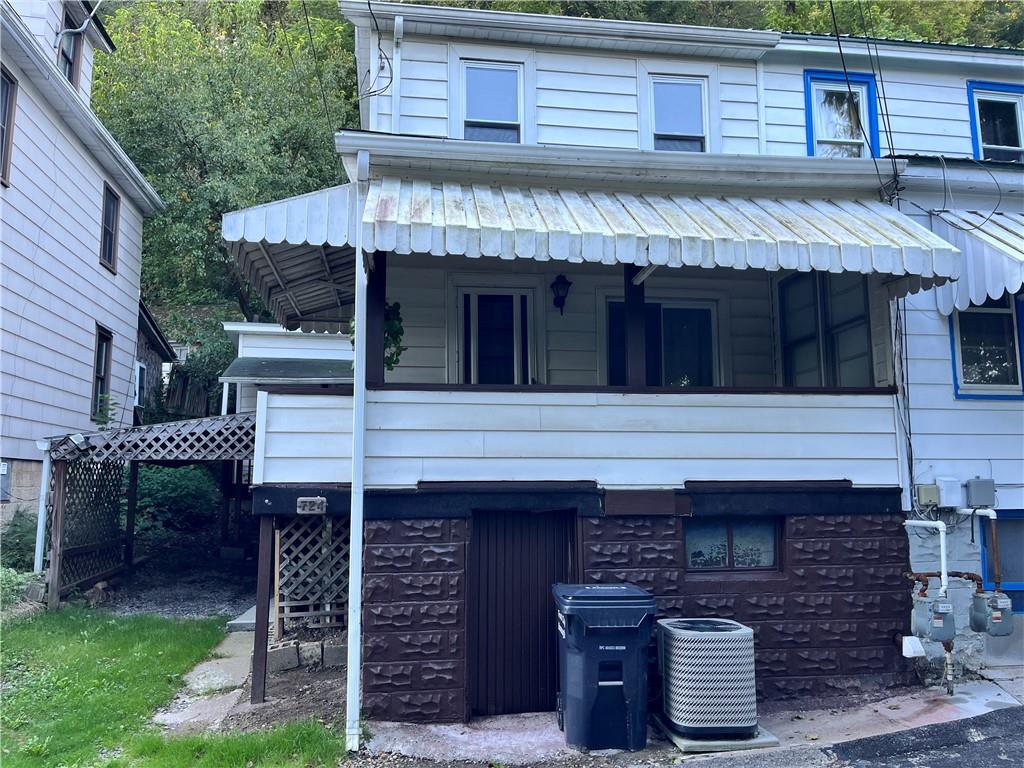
468;509;572;716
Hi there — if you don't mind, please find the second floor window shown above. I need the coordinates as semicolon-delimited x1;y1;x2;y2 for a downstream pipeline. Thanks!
463;62;521;143
779;272;873;388
100;184;120;272
58;12;81;86
970;84;1024;163
1;65;16;185
651;76;706;152
954;295;1021;390
805;71;878;159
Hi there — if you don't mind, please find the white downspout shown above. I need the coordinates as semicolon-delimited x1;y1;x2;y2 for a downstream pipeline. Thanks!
345;149;371;751
904;519;948;596
391;16;403;135
33;440;52;573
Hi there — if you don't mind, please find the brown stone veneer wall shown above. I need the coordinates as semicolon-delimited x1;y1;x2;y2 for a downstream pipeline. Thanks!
583;513;916;700
362;518;469;722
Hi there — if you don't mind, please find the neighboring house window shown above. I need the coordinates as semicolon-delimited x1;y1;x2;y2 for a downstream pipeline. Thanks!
0;460;10;503
607;300;718;387
134;361;147;407
968;81;1024;163
779;272;873;388
100;184;120;272
459;290;532;384
92;326;113;420
981;511;1024;613
684;517;780;571
462;61;521;143
650;75;707;152
804;70;879;158
0;65;16;185
953;295;1022;391
58;11;82;87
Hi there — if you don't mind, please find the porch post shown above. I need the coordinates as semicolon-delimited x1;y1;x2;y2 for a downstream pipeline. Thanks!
251;513;274;704
46;460;68;609
624;264;646;387
365;251;387;388
124;461;138;570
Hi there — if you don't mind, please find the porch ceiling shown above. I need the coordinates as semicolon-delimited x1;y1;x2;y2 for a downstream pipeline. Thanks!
930;210;1024;314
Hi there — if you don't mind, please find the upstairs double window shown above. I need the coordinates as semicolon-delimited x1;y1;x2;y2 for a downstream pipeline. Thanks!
969;82;1024;163
462;61;522;143
805;70;879;159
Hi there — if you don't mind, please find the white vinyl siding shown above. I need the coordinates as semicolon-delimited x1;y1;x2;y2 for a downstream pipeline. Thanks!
374;37;450;137
235;328;352;360
0;57;143;459
256;390;901;489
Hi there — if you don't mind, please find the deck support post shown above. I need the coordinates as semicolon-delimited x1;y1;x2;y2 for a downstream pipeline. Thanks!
219;461;232;544
46;460;68;608
624;264;646;387
366;251;387;388
251;514;274;704
125;461;138;570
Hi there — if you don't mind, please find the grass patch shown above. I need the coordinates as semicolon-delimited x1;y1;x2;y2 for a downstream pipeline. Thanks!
107;720;346;768
0;606;224;768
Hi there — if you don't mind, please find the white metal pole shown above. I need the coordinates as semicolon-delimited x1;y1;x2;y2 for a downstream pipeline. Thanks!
33;440;51;572
904;519;948;596
345;149;370;751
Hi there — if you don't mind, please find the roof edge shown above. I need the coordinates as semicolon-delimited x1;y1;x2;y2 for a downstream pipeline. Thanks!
138;300;176;362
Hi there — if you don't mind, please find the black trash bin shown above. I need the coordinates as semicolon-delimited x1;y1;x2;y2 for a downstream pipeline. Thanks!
552;583;657;752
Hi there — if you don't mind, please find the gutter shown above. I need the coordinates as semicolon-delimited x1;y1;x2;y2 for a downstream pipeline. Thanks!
0;0;163;215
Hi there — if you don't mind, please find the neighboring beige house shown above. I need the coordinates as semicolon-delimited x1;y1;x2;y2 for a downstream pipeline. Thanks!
0;0;163;516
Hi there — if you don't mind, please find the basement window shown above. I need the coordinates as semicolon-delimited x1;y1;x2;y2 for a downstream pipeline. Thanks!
463;61;522;143
684;517;780;571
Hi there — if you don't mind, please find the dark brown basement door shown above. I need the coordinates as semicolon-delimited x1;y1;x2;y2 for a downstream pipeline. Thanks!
468;509;572;717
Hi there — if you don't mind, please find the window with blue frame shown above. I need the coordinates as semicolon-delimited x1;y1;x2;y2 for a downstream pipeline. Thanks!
804;70;880;158
967;81;1024;163
981;510;1024;613
950;293;1024;399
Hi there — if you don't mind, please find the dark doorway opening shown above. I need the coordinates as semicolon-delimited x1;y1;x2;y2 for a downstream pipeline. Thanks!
467;509;574;717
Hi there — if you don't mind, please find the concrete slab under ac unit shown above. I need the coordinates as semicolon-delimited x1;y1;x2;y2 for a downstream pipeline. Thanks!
652;714;780;753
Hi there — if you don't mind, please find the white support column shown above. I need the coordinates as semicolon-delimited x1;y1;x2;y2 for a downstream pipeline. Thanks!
33;441;51;573
346;149;371;751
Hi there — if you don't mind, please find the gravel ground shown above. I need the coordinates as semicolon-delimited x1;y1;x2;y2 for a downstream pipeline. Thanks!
106;534;255;619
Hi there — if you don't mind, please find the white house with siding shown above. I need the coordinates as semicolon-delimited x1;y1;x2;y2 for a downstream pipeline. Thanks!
0;0;162;515
221;2;1022;743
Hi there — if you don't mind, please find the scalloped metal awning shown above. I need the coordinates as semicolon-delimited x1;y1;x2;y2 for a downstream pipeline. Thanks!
223;178;962;325
930;210;1024;314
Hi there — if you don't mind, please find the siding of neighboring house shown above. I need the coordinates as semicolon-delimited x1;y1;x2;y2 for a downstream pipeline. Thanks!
0;55;144;460
135;329;166;416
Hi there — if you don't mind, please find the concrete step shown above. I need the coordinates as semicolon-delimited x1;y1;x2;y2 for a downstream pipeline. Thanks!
227;604;256;632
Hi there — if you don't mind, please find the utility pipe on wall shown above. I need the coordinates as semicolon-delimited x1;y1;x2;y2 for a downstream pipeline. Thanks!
957;508;1001;590
904;519;948;596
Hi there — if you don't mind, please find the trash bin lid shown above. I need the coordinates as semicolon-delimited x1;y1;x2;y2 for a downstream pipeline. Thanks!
553;583;656;614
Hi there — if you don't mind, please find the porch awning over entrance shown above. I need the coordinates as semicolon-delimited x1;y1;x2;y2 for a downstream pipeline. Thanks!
362;177;960;278
930;210;1024;314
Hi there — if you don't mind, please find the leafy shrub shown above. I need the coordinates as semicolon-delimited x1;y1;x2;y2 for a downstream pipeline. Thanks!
1;507;38;571
0;566;31;609
136;465;222;534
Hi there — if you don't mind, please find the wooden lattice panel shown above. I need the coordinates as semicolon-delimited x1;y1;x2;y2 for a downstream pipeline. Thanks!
49;413;255;463
276;516;350;630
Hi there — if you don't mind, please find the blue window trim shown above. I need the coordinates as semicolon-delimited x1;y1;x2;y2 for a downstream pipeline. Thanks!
948;293;1024;401
980;509;1024;613
966;80;1024;160
804;69;881;158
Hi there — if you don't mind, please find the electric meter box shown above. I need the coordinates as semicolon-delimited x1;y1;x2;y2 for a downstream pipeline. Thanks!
970;592;1014;637
911;595;955;642
965;478;996;509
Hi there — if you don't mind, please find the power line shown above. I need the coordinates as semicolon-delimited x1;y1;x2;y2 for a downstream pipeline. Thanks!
855;0;900;185
301;0;334;131
360;0;393;100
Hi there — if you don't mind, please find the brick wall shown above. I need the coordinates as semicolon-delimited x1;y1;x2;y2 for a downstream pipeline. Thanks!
361;518;469;722
582;513;916;699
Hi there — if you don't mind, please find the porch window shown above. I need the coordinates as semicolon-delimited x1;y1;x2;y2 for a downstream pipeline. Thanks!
463;62;521;143
134;361;147;407
779;272;872;388
58;11;81;86
100;183;120;272
969;83;1024;163
805;70;878;158
684;517;779;571
650;76;706;152
0;65;16;186
459;290;532;384
607;300;717;387
954;295;1021;389
92;325;113;420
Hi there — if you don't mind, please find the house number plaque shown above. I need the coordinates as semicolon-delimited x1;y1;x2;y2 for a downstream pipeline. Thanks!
296;496;327;515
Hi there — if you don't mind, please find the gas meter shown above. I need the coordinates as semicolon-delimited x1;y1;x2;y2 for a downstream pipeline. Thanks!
911;594;955;642
970;592;1014;637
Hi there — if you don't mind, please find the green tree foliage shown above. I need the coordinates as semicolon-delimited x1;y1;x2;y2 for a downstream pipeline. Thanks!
93;0;359;318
